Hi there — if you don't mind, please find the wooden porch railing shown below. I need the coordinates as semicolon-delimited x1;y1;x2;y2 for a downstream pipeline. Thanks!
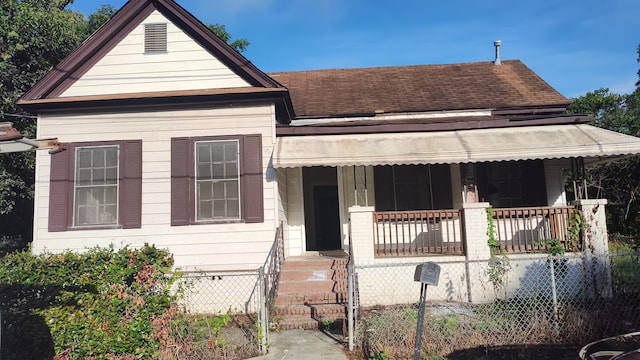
373;210;464;256
492;206;579;253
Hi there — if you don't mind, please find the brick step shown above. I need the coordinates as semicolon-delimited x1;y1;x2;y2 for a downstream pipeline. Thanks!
272;257;349;330
279;268;348;282
274;291;347;306
282;258;348;270
278;279;336;292
272;304;347;319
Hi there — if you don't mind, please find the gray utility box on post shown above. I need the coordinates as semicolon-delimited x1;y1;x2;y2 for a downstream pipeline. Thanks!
414;261;441;286
413;262;441;360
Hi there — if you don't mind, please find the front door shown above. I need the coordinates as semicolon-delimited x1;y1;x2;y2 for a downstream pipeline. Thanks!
303;167;341;251
312;185;341;250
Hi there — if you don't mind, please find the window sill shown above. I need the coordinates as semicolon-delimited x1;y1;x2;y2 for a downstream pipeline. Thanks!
193;219;244;225
68;224;124;231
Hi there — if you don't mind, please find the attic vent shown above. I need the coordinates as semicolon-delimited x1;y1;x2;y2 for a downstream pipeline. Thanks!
144;23;167;53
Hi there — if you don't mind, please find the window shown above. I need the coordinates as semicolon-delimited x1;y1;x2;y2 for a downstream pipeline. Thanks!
195;140;240;220
477;160;547;208
373;164;452;211
49;140;142;231
171;135;263;225
144;23;167;53
74;146;119;226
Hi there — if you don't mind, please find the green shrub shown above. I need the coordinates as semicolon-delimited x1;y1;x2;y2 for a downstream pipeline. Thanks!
0;244;179;359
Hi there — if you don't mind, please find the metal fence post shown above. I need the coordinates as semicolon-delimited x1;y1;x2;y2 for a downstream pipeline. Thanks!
549;257;559;322
258;266;268;354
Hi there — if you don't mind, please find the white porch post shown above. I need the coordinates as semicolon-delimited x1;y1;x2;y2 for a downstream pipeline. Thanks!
348;206;376;265
462;202;494;303
574;199;612;298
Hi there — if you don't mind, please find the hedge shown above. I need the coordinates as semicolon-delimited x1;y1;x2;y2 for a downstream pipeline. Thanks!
0;244;179;360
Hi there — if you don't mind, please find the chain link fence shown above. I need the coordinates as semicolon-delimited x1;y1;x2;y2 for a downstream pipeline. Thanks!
351;253;640;359
173;224;283;356
177;270;267;356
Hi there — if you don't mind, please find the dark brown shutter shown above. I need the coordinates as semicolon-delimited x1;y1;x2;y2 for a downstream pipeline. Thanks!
171;137;191;226
121;140;142;229
48;147;70;232
242;135;264;223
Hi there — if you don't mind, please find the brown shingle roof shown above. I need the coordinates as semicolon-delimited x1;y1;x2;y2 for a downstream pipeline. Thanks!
268;60;569;118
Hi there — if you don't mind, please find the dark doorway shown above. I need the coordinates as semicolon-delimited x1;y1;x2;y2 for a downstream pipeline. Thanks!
312;185;341;250
303;167;341;251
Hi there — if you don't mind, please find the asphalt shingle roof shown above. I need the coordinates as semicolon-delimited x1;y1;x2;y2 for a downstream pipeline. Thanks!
268;60;569;118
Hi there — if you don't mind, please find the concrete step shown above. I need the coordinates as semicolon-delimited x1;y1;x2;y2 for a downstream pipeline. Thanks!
272;317;320;330
272;315;347;331
272;304;347;319
274;291;347;306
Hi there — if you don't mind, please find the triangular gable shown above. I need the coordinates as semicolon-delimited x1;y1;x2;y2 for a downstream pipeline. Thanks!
19;0;281;102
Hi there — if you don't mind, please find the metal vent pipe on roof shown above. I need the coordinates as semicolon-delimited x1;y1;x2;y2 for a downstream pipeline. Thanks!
494;40;502;65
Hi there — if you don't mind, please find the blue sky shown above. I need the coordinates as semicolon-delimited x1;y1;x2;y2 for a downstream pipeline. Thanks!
69;0;640;98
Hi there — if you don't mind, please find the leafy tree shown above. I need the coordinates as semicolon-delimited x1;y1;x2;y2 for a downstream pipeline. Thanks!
567;85;640;240
87;4;117;34
636;43;640;88
0;0;89;249
207;24;250;53
0;1;249;251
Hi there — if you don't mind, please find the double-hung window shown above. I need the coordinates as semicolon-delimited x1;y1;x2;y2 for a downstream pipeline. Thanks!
195;140;240;221
171;134;263;225
48;140;142;231
74;146;119;226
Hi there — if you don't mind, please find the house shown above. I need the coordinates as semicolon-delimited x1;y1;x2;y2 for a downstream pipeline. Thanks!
18;0;640;318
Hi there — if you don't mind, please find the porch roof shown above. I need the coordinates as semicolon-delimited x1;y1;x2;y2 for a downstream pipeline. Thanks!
272;124;640;168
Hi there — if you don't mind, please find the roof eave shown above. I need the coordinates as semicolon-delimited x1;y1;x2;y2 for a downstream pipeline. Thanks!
276;114;593;136
18;87;294;124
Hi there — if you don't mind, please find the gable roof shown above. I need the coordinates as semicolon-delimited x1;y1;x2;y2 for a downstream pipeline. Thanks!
269;60;570;119
18;0;282;104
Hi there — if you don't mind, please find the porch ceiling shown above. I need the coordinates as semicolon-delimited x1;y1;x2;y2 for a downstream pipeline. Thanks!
272;124;640;168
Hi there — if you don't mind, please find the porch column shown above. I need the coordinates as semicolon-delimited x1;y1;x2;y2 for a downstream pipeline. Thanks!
348;206;376;265
574;199;612;298
462;202;494;303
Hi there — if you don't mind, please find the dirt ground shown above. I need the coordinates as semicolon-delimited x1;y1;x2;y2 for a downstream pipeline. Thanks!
446;344;581;360
345;344;581;360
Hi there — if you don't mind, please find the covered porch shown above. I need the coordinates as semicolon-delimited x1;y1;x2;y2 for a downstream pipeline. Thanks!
273;123;640;261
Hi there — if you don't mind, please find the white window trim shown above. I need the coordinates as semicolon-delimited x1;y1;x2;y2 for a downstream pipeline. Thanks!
194;139;242;222
72;145;120;228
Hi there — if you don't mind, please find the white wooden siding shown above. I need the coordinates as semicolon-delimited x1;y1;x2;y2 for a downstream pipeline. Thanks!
61;11;250;98
34;104;278;271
